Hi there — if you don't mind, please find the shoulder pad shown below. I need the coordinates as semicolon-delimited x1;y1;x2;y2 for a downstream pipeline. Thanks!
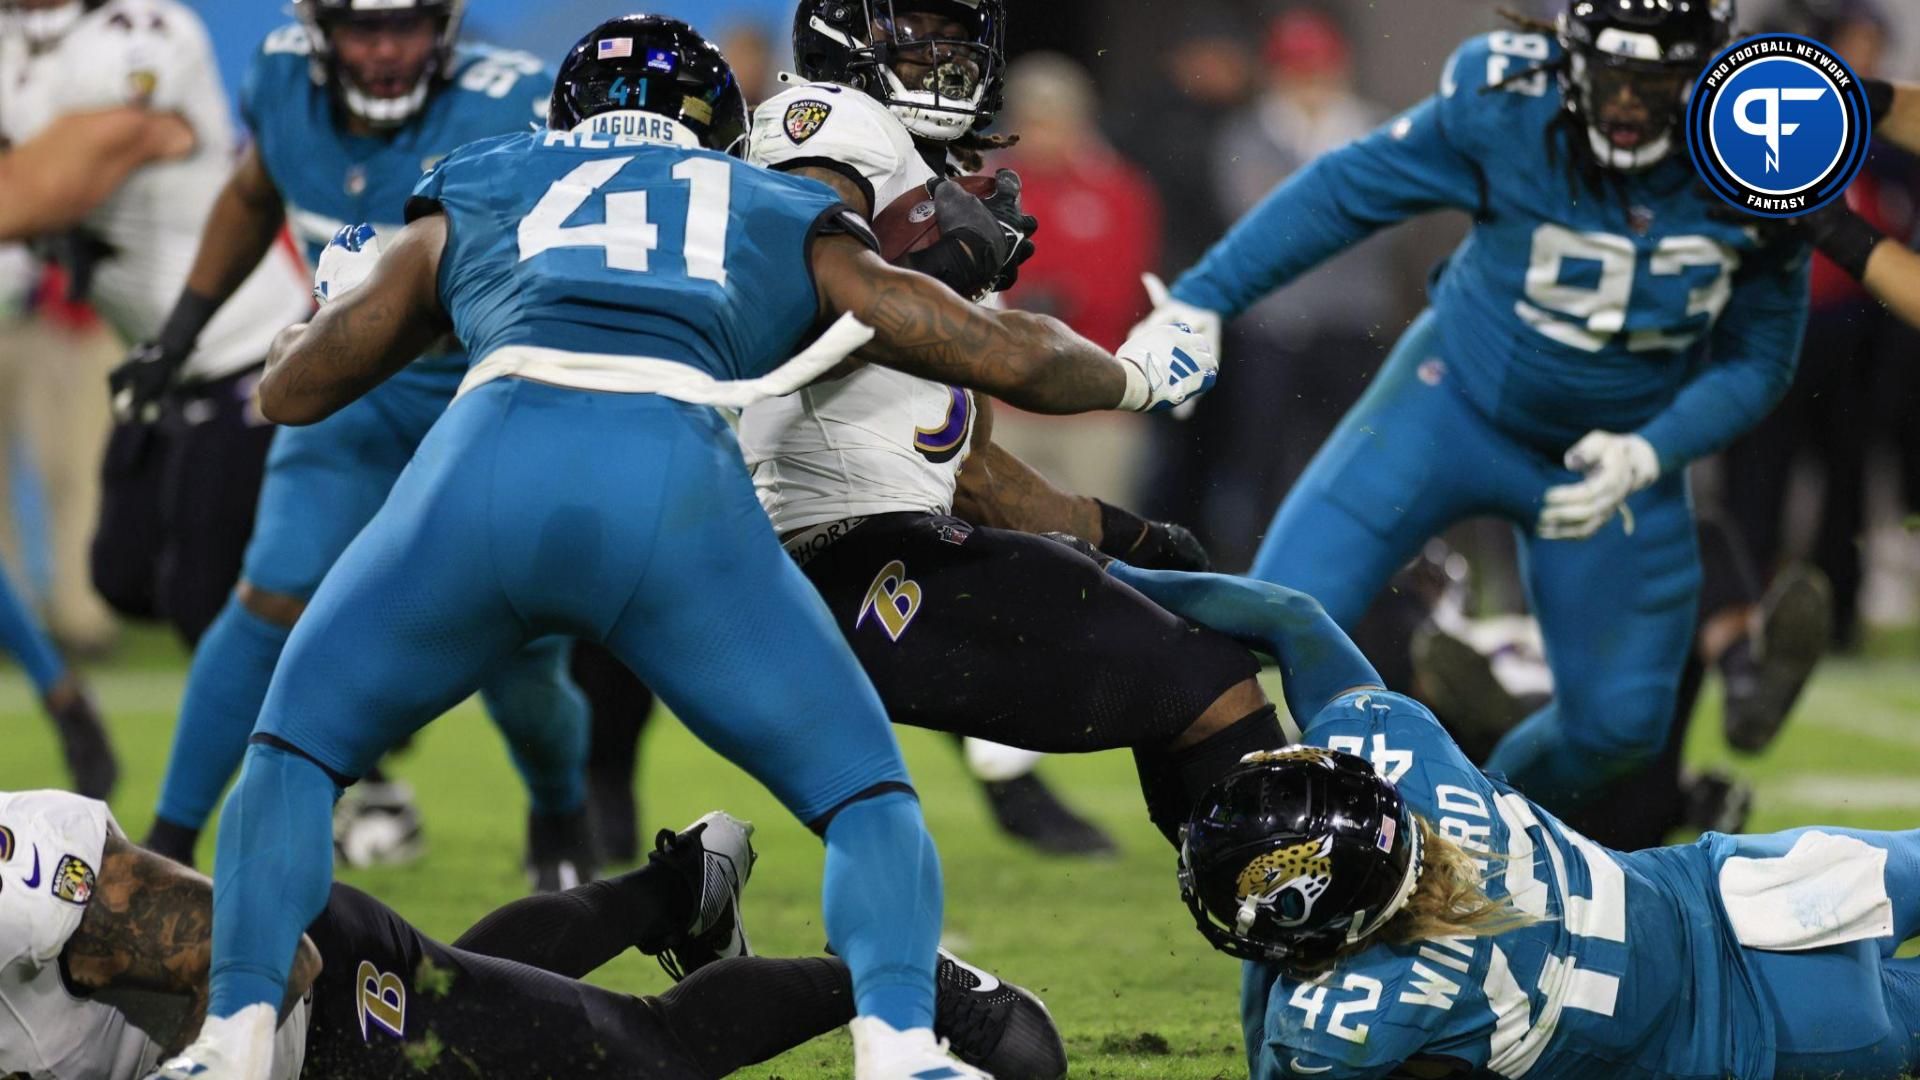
258;21;311;59
749;82;908;186
444;45;551;125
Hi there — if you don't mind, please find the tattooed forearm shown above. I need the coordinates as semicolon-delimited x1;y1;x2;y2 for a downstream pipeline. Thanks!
821;239;1126;414
954;438;1103;539
62;834;320;1053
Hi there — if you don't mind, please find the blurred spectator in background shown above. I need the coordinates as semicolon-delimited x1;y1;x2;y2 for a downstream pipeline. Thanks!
721;22;779;107
0;257;118;656
988;52;1162;502
1140;7;1401;569
1724;0;1915;648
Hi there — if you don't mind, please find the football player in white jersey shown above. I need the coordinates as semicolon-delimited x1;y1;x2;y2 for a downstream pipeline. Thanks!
0;788;1063;1079
732;0;1285;854
0;0;312;647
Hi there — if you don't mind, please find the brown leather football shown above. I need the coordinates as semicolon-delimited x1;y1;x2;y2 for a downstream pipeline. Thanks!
870;174;1000;263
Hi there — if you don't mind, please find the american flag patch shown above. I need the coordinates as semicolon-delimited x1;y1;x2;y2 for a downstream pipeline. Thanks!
1377;816;1397;852
598;38;633;59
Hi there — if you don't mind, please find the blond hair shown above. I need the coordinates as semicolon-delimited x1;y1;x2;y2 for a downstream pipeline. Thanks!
1291;817;1537;975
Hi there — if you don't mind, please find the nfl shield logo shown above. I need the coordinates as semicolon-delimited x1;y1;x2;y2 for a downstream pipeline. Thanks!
784;100;833;144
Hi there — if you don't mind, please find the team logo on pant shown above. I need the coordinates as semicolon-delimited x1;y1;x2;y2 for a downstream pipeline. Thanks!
1235;834;1334;929
356;960;407;1041
857;560;923;642
0;826;12;862
51;855;95;905
784;100;833;144
914;387;974;464
1687;33;1872;216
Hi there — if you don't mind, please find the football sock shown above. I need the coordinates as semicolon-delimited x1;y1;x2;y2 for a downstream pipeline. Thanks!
154;598;290;831
208;742;339;1018
654;956;853;1077
477;639;589;817
821;790;940;1031
0;561;66;697
1134;705;1284;846
452;859;693;978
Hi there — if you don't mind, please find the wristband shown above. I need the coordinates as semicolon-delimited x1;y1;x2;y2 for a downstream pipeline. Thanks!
1808;207;1887;281
1095;499;1150;557
1863;78;1893;125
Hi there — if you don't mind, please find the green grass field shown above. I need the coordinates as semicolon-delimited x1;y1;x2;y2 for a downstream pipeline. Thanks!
2;632;1914;1078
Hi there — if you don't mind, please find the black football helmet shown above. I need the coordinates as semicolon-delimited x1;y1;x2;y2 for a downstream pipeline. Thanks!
294;0;465;128
793;0;1007;141
1559;0;1734;170
1179;746;1423;968
549;15;749;157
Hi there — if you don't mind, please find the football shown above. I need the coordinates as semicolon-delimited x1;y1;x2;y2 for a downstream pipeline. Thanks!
871;174;1001;263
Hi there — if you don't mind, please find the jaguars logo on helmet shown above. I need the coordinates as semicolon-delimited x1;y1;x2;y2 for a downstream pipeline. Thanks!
1235;835;1336;931
1180;746;1423;967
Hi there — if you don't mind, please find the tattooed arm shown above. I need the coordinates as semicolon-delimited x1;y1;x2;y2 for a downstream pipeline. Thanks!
952;398;1104;538
810;234;1128;415
257;214;451;426
62;828;322;1053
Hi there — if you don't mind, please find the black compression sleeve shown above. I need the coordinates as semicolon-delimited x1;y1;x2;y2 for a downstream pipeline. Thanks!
157;288;222;359
654;956;855;1077
1133;705;1283;847
1864;77;1894;124
451;861;693;979
1805;204;1888;281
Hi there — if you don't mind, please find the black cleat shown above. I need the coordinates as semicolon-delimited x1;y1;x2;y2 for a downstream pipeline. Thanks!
982;773;1117;856
527;808;599;893
1722;564;1831;755
935;948;1068;1080
49;680;117;801
1411;625;1528;763
1681;769;1753;835
333;780;426;868
648;811;755;980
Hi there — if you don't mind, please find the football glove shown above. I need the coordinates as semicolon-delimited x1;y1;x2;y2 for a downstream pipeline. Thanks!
902;176;1022;301
1096;500;1212;571
976;168;1039;292
1132;273;1222;368
1115;320;1217;413
108;339;187;424
313;223;384;306
1538;430;1659;540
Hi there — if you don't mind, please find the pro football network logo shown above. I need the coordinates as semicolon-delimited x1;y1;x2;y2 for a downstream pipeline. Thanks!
1686;34;1871;217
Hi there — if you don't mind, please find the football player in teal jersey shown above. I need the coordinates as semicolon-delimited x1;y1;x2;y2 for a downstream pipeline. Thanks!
1140;0;1813;815
1095;562;1920;1080
130;0;596;887
148;16;1213;1080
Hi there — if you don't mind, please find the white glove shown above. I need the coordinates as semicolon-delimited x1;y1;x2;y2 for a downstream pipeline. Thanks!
1115;320;1218;412
1132;273;1222;362
313;223;384;306
1538;431;1660;540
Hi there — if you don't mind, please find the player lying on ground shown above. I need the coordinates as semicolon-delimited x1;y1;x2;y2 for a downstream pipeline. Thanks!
161;15;1213;1080
131;0;594;890
1140;0;1813;816
0;791;1064;1080
1101;563;1920;1079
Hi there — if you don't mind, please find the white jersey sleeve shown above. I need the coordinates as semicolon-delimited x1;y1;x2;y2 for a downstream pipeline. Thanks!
43;0;208;116
0;789;110;968
749;82;932;213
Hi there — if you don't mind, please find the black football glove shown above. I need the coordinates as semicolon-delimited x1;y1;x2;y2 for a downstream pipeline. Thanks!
901;174;1023;300
108;340;189;424
977;168;1039;292
1095;500;1212;572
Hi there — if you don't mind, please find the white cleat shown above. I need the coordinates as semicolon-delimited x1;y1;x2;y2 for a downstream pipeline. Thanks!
851;1015;995;1079
143;1003;276;1080
649;810;757;980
